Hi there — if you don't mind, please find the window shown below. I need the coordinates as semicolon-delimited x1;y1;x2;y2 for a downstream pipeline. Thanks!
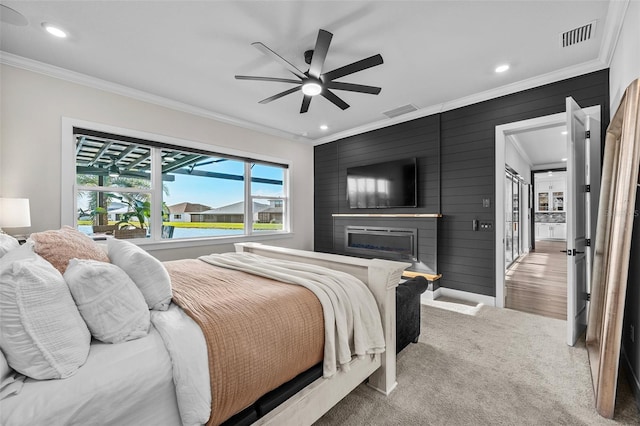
70;125;289;243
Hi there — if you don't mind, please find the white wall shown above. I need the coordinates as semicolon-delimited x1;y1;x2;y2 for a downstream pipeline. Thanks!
0;64;315;260
505;138;532;184
609;0;640;115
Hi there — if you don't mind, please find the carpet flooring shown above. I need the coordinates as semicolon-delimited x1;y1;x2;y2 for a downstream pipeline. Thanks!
315;299;640;425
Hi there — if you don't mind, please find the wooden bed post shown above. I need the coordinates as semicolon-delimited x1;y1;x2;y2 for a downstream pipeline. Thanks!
366;259;405;395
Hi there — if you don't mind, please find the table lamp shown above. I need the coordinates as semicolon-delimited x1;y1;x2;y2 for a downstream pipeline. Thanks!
0;198;31;237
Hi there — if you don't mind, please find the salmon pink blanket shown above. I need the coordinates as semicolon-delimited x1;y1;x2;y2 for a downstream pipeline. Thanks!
164;259;324;426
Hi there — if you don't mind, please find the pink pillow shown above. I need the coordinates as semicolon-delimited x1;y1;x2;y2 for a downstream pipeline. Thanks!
30;226;110;274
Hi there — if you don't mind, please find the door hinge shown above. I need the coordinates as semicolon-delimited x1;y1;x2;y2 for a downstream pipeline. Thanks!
585;130;591;139
586;239;591;247
585;293;591;302
585;184;591;192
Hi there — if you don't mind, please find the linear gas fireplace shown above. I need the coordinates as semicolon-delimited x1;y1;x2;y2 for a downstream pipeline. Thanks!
345;226;417;261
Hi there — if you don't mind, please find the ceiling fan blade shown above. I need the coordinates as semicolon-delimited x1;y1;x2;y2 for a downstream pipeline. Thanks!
322;89;350;110
235;75;301;84
322;54;383;82
308;29;333;79
325;81;381;95
258;86;301;104
251;42;307;79
300;95;312;113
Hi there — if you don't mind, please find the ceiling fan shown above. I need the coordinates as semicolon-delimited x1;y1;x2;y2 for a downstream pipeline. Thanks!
235;29;383;113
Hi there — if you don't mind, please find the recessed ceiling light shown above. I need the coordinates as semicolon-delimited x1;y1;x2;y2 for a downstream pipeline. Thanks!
42;22;67;38
320;124;328;131
495;64;510;73
561;158;567;162
561;131;568;135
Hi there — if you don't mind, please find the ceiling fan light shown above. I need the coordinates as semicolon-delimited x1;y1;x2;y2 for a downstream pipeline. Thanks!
302;81;322;96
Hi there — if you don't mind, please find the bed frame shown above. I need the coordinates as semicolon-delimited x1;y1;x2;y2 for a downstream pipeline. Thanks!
234;243;410;426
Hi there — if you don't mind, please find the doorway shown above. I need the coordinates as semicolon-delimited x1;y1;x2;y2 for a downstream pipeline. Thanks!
505;169;568;319
494;105;601;319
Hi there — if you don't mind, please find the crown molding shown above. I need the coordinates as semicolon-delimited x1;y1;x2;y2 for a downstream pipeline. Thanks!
313;59;607;145
598;0;629;66
0;51;313;145
508;135;534;167
3;0;624;149
314;1;626;146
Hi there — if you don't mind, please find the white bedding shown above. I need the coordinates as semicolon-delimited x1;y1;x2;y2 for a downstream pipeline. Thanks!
150;304;210;426
0;327;182;426
0;252;388;426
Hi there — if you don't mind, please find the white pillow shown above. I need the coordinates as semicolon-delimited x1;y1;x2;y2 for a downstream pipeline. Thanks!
107;238;172;310
0;234;19;258
0;247;91;380
64;259;150;343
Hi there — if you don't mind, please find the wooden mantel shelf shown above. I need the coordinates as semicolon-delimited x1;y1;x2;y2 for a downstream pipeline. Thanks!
332;213;442;218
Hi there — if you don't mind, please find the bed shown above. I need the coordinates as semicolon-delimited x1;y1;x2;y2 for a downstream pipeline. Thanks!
0;229;409;426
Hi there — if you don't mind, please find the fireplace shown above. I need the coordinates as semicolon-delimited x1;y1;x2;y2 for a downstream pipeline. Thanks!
345;226;417;261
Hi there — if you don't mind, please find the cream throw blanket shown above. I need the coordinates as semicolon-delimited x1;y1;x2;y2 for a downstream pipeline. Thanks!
198;252;385;377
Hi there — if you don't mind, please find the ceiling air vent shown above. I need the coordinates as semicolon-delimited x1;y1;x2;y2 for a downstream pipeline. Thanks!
560;20;596;47
382;104;418;119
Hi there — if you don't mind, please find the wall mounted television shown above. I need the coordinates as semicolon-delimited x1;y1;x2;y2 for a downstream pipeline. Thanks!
347;158;417;208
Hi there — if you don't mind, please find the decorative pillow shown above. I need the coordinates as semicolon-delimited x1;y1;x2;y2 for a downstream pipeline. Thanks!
108;238;172;310
0;233;19;258
64;259;150;343
30;226;110;274
0;247;91;380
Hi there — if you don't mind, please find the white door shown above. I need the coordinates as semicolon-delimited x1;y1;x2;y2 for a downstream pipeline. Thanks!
566;97;589;346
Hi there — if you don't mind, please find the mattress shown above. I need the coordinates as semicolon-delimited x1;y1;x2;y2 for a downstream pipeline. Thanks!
0;327;181;426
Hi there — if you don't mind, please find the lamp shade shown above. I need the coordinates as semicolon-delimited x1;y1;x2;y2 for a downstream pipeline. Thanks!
0;198;31;228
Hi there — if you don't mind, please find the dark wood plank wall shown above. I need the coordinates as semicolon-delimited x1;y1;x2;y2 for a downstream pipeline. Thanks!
314;69;609;296
314;141;339;252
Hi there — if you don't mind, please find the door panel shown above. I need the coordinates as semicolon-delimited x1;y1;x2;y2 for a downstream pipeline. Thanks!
566;97;588;346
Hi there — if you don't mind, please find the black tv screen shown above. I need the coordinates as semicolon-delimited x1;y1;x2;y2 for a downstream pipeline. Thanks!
347;158;417;208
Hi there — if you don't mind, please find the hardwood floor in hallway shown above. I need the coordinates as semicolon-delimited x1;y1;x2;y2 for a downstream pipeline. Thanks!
505;240;567;320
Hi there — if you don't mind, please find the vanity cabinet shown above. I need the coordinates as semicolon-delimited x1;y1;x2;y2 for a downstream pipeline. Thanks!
535;223;567;240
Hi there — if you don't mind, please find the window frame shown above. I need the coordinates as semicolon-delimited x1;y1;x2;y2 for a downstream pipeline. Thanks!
62;118;292;249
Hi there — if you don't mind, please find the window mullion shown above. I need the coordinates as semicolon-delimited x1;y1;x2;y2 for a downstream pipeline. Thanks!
151;148;163;241
244;162;252;235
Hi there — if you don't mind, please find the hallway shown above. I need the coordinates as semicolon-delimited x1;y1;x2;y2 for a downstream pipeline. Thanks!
505;240;567;320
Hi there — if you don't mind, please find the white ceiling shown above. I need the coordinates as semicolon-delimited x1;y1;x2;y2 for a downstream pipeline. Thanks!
0;1;622;144
508;125;568;169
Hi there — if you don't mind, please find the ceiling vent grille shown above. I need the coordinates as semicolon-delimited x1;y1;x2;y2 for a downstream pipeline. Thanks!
560;21;596;47
382;104;418;119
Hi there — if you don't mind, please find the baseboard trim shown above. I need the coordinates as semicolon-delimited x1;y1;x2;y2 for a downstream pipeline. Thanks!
621;345;640;412
421;287;495;306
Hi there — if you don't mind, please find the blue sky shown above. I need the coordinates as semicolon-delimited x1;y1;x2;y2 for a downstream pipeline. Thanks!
163;161;283;209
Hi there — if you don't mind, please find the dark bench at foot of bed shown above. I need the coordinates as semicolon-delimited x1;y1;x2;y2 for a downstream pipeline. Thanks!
396;276;429;353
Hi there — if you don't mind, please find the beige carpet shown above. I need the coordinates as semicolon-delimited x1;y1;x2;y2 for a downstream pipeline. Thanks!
315;300;640;425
